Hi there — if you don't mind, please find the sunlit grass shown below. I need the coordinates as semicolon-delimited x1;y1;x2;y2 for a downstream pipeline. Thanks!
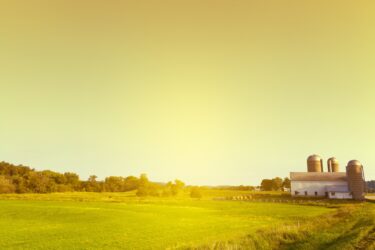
0;192;332;249
0;192;374;249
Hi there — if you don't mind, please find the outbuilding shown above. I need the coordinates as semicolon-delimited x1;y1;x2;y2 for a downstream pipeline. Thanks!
290;155;365;200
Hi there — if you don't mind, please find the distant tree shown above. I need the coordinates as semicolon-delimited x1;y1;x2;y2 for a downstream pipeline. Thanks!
89;175;97;182
175;179;185;189
0;176;15;193
136;174;150;197
214;185;255;191
261;177;290;191
162;179;186;197
104;176;123;192
0;161;188;196
272;177;283;191
28;172;52;193
147;182;162;197
64;172;80;190
11;176;29;193
86;175;101;192
282;177;291;189
163;181;173;197
171;179;185;196
260;179;273;191
237;185;255;191
123;176;139;191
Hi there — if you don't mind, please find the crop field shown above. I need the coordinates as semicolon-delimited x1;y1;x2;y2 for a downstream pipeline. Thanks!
0;192;374;249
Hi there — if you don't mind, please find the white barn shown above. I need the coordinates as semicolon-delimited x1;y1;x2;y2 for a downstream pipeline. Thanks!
290;172;352;199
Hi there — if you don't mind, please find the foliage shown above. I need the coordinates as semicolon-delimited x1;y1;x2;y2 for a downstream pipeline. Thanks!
0;161;83;193
136;174;151;197
260;179;274;191
283;177;291;189
211;185;256;191
261;177;290;191
0;176;15;193
0;161;186;197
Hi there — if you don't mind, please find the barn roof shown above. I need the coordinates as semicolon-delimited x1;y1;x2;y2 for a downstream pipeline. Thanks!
290;172;347;182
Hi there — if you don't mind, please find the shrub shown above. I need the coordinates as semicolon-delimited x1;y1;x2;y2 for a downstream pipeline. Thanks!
0;176;16;193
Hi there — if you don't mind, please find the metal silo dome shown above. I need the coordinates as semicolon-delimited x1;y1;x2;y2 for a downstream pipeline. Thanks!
348;160;362;167
307;154;323;172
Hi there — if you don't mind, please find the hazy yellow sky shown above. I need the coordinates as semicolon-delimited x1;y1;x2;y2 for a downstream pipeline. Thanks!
1;0;375;184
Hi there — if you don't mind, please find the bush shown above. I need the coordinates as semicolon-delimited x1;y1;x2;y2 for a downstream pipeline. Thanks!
0;176;16;193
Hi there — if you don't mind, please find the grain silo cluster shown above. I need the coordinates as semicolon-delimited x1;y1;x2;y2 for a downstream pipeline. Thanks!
290;154;366;200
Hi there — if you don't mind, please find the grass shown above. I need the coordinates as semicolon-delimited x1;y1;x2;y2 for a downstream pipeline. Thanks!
282;203;375;250
0;192;373;249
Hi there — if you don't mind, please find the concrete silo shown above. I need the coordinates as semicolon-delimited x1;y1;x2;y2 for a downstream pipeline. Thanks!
346;160;365;200
327;157;339;172
307;154;323;172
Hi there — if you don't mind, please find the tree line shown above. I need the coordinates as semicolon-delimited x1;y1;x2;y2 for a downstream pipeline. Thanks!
0;161;186;197
260;177;290;191
0;161;292;196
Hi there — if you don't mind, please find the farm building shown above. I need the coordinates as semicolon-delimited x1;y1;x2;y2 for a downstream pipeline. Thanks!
290;155;366;200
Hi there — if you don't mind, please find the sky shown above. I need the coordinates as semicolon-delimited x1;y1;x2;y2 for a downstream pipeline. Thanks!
1;0;375;185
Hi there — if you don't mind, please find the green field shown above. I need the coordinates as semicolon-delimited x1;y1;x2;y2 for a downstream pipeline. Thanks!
0;192;374;249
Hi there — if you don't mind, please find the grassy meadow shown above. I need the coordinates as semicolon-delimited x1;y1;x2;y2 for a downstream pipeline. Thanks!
0;191;374;249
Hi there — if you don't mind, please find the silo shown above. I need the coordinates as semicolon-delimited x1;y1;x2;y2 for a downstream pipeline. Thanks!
346;160;365;200
307;154;323;172
327;157;339;172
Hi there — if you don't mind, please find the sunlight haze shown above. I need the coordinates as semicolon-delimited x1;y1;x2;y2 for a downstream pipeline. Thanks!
1;0;375;185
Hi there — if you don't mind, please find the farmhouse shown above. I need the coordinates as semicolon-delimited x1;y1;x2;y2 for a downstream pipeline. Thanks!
290;155;365;200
